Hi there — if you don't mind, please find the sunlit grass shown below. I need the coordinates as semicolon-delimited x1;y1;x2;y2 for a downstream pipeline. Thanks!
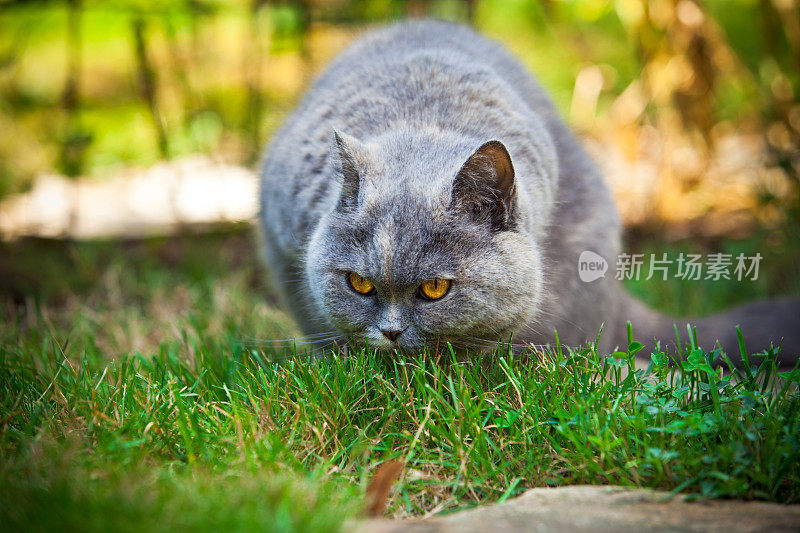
1;227;799;530
2;317;799;531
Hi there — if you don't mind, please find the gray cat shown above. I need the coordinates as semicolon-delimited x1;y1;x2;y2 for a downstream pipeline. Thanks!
259;20;799;366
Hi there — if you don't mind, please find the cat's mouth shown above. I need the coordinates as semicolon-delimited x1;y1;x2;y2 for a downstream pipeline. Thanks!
346;331;426;354
345;328;482;356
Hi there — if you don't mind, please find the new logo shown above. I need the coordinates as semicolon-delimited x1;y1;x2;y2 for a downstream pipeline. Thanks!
578;251;608;282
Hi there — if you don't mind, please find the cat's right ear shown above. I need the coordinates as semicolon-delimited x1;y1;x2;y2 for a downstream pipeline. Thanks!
451;140;517;231
331;130;363;210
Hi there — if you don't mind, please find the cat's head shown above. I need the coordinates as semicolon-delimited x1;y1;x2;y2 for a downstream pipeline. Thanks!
305;128;543;353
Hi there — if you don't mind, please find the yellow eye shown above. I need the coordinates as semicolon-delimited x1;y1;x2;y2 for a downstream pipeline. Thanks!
419;279;451;300
347;272;375;295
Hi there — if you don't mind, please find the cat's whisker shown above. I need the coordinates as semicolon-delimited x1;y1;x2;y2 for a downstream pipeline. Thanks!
315;336;348;355
242;330;340;341
242;337;339;347
534;307;588;333
458;335;540;353
245;330;339;340
240;331;343;346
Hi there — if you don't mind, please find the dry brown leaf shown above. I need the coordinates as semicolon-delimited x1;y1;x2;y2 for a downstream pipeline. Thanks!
364;459;405;518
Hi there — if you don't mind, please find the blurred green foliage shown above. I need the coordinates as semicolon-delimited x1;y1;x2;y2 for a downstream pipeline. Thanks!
0;0;799;201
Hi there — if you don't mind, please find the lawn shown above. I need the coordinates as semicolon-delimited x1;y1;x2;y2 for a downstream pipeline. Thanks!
2;0;800;528
2;224;799;531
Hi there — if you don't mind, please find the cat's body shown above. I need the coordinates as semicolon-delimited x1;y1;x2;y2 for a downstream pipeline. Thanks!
260;20;799;365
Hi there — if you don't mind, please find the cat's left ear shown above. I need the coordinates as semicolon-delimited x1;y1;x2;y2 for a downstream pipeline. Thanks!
331;129;365;210
451;140;516;231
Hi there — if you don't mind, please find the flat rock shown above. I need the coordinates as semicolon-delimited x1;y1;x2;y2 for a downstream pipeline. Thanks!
361;485;800;533
0;156;258;240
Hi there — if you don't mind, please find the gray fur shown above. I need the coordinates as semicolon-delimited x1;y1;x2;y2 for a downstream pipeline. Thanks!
260;20;799;365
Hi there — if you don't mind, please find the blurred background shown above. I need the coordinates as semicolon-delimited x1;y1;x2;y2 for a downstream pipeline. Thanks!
1;0;799;355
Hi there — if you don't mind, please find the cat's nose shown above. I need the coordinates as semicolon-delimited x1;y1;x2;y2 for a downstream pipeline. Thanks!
381;329;403;342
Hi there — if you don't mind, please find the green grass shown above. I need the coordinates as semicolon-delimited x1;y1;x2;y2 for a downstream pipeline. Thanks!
1;226;800;531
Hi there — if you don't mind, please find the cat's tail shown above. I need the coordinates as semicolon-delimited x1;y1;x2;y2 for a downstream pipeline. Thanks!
619;294;800;369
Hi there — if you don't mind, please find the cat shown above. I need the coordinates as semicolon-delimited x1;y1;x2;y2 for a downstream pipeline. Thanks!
259;20;800;367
